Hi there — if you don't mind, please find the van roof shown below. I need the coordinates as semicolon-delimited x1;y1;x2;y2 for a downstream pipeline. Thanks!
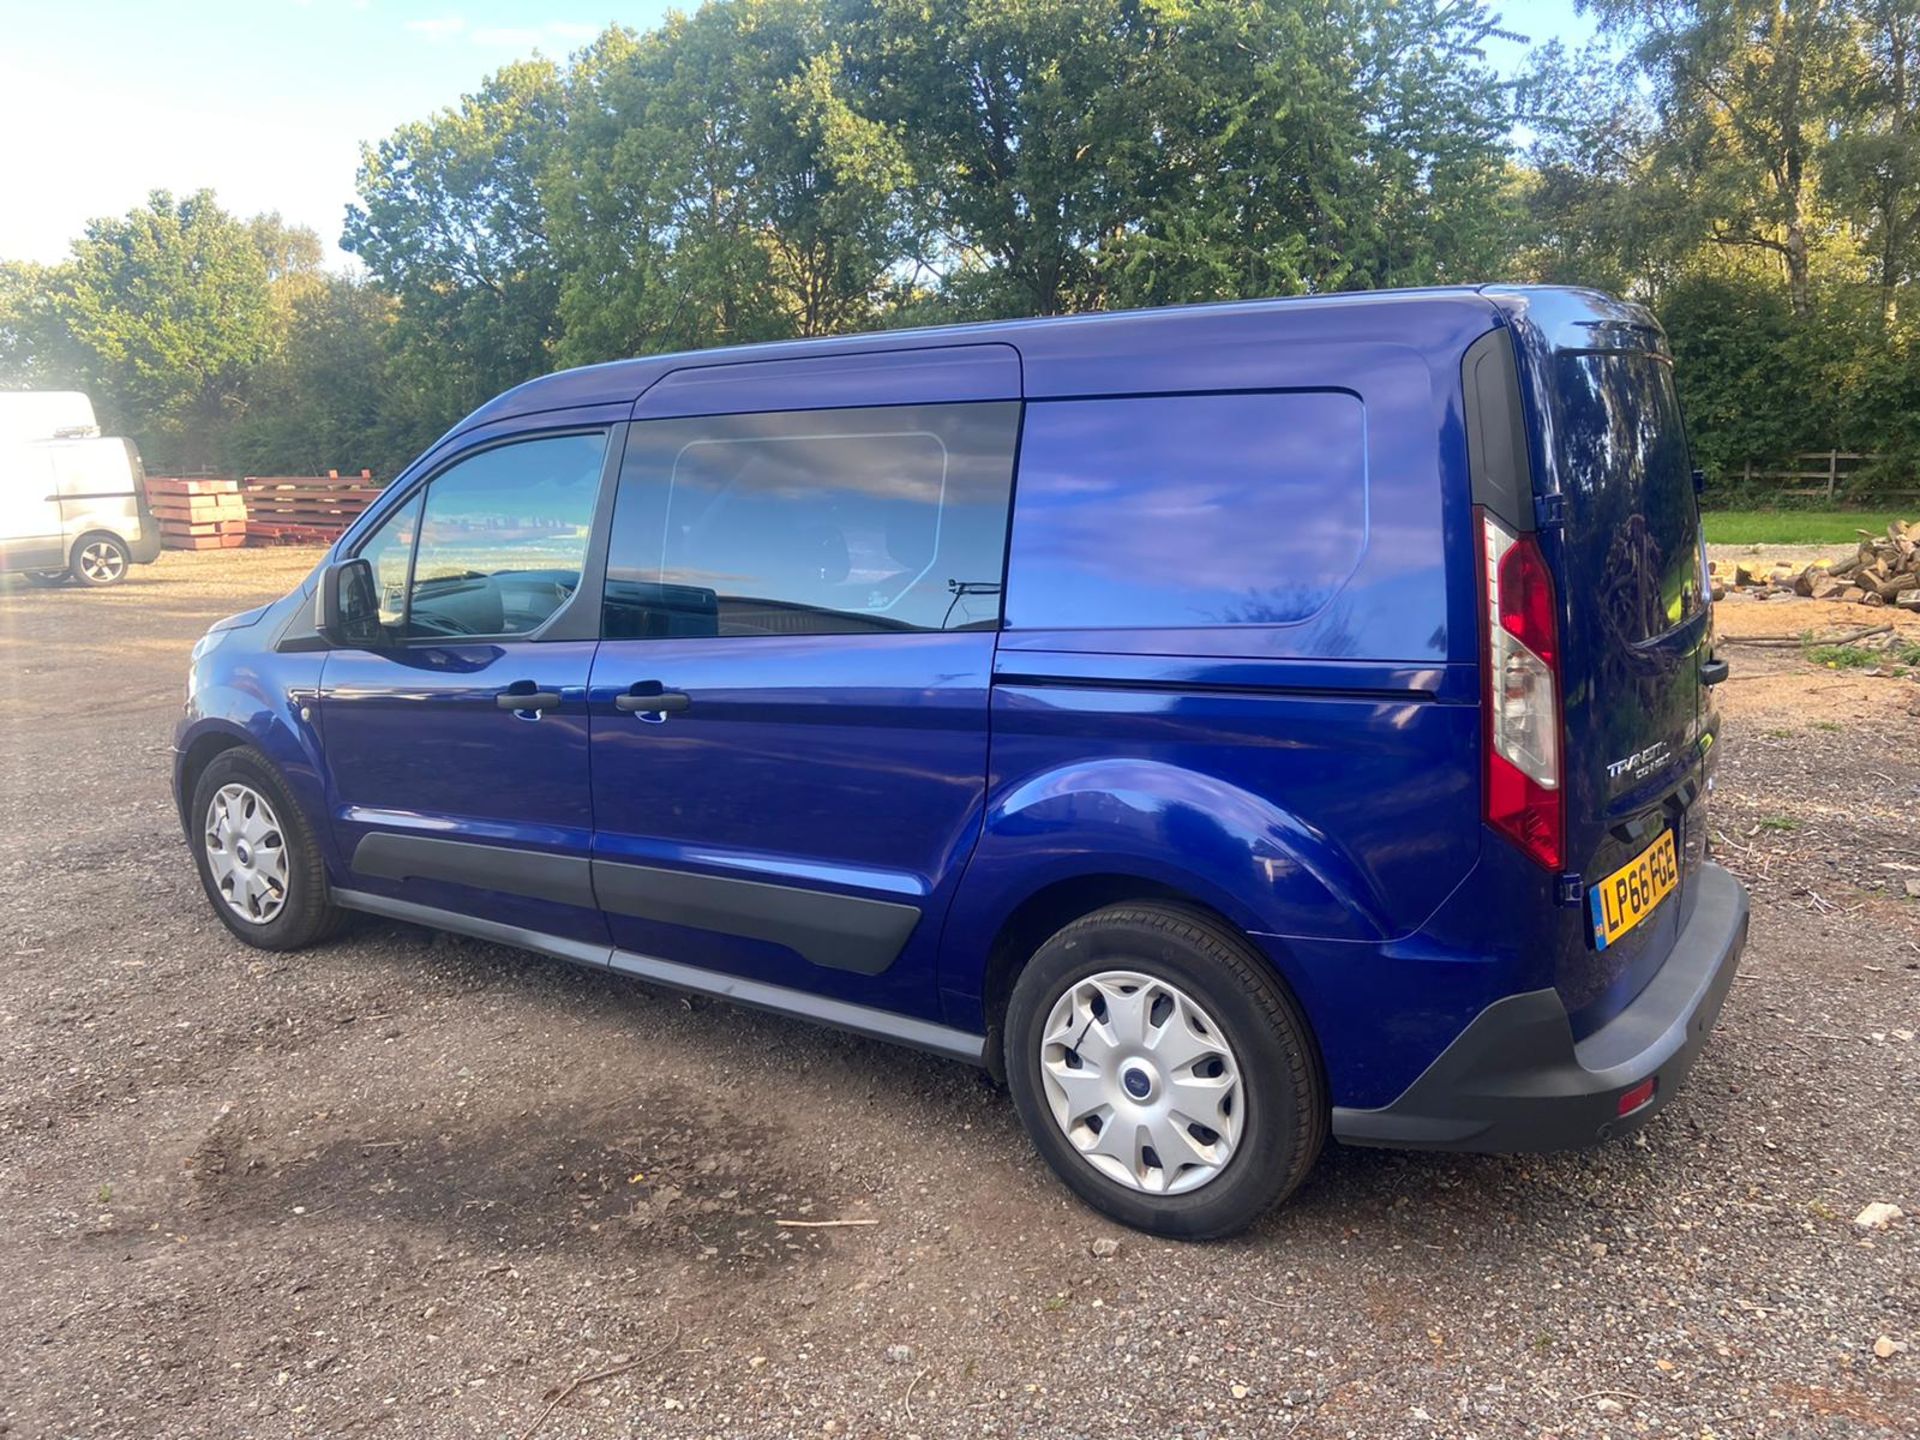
452;283;1654;440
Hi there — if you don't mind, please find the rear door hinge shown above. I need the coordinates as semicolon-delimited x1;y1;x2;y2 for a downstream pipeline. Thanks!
1534;493;1566;530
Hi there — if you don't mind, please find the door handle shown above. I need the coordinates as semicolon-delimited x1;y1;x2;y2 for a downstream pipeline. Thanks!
496;686;562;713
614;688;691;715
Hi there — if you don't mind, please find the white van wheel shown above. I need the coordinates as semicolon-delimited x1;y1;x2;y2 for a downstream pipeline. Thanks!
71;534;131;587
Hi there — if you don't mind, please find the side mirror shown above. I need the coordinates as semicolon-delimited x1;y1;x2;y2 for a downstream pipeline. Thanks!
316;558;383;649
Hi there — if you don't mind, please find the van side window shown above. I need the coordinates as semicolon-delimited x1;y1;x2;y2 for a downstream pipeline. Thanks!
1005;393;1368;631
354;431;606;640
603;402;1020;639
357;493;420;626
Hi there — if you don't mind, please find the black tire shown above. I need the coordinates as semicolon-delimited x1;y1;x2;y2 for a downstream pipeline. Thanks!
24;570;69;587
189;748;345;951
69;531;132;587
1004;903;1327;1239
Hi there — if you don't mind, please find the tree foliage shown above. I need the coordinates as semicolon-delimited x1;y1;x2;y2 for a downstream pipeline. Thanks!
49;190;277;468
343;59;567;430
2;0;1917;491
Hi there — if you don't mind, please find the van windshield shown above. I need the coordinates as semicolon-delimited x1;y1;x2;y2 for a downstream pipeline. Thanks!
1551;352;1704;643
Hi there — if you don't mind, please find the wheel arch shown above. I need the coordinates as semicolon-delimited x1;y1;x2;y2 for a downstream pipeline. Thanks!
174;724;253;831
970;872;1321;1087
943;755;1382;1075
71;526;131;554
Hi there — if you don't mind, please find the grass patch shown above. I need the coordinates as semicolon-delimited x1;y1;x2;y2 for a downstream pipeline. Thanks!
1702;510;1907;546
1808;644;1884;668
1807;641;1920;669
1757;815;1801;832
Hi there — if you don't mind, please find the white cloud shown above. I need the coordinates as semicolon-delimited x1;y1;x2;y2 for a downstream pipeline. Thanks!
404;16;467;41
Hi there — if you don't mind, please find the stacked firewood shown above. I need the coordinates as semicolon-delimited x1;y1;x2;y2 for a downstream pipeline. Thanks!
1713;520;1920;608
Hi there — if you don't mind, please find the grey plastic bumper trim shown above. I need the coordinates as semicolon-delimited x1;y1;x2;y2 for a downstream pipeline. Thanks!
1331;862;1749;1152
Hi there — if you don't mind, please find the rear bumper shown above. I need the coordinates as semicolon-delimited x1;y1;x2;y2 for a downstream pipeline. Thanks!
130;524;163;564
1332;862;1748;1152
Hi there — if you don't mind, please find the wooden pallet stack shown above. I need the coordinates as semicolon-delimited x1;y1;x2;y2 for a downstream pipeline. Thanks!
144;477;248;550
243;470;381;545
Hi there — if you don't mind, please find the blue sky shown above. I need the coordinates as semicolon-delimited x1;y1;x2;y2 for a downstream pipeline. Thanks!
0;1;1595;267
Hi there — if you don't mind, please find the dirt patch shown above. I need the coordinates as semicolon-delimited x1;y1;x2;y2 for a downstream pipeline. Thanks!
2;548;1917;1439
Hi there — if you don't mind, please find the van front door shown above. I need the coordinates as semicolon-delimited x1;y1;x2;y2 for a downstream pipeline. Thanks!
586;349;1022;1023
319;427;616;950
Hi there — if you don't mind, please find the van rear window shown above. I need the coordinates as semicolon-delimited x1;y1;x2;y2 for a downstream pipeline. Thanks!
1004;392;1367;631
1550;354;1704;642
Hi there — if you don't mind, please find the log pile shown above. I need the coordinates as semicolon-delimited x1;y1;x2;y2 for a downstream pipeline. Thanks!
144;476;247;550
1713;520;1920;608
243;470;381;545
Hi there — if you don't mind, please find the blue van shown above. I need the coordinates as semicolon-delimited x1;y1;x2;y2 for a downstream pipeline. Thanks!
175;286;1748;1238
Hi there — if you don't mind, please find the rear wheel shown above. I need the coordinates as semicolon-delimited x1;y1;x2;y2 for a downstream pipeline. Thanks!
1005;903;1326;1239
189;748;344;950
69;532;131;587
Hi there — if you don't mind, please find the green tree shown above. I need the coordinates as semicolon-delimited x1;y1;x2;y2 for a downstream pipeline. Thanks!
1586;0;1859;318
1823;0;1920;326
836;0;1159;318
550;3;919;365
0;261;66;388
51;189;275;470
344;59;567;420
1105;0;1520;307
223;275;401;478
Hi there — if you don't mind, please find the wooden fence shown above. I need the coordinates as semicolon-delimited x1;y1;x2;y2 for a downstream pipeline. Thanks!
1734;451;1920;502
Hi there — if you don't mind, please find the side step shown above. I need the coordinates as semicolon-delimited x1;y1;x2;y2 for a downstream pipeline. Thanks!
332;888;988;1066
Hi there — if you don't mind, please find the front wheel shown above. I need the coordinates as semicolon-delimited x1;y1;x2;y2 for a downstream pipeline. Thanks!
70;533;132;587
189;748;344;950
1005;903;1327;1239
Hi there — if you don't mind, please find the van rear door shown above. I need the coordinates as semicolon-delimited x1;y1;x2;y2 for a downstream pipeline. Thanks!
1524;320;1710;1032
0;443;65;570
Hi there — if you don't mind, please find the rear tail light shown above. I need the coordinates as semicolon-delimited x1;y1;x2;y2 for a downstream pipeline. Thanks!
1479;510;1563;868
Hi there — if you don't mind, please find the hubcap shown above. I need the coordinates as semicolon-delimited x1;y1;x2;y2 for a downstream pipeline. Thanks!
204;783;290;924
1038;970;1245;1195
80;541;125;583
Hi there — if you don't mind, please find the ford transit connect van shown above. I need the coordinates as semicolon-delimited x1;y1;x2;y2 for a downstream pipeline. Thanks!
173;286;1748;1238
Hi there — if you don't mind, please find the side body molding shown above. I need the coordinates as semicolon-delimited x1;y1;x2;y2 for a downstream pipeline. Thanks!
345;832;922;977
589;860;921;977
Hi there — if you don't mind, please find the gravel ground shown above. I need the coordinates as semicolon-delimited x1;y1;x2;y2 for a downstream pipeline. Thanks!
0;547;1915;1440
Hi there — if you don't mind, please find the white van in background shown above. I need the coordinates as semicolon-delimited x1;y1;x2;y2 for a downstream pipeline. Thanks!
1;393;160;586
0;390;99;443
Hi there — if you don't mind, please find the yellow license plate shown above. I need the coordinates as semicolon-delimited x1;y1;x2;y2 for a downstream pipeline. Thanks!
1588;829;1680;950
